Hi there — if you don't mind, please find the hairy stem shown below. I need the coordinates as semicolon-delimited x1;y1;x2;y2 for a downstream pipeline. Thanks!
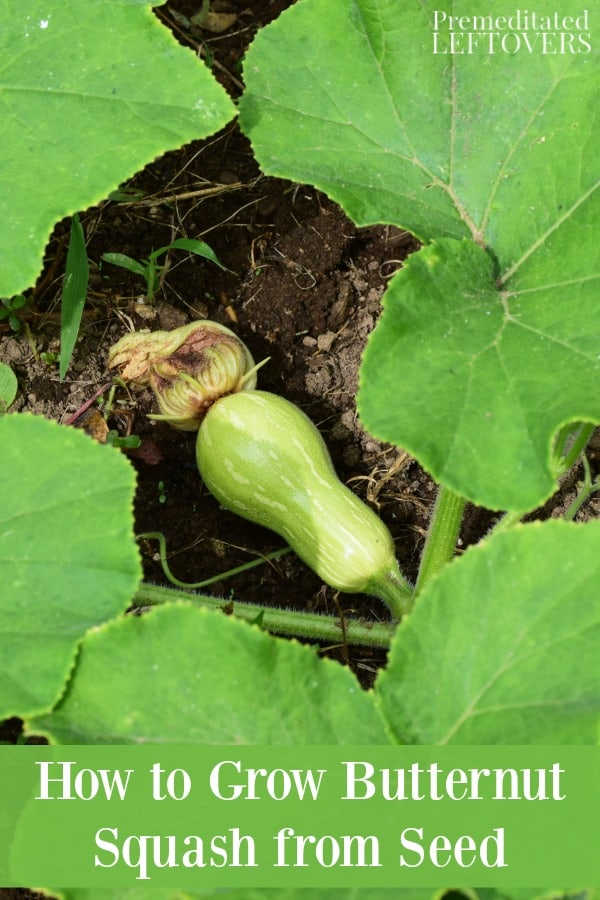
133;581;395;648
370;566;414;621
414;484;466;596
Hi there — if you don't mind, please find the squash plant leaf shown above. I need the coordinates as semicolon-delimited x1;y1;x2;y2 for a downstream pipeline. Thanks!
27;603;390;744
359;238;598;509
0;0;235;297
0;415;141;718
375;520;600;745
239;0;599;511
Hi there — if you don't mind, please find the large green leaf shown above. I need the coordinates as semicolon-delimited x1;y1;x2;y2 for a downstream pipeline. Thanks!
27;603;390;743
239;0;596;254
375;520;600;744
239;0;599;510
239;0;463;238
0;0;235;296
358;239;599;509
0;414;141;718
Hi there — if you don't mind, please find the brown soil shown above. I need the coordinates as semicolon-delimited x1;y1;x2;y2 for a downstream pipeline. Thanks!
1;0;599;747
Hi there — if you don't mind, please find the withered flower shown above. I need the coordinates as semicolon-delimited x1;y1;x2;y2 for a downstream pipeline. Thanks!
108;321;259;430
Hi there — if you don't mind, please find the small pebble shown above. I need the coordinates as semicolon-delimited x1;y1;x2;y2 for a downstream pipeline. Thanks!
317;331;336;352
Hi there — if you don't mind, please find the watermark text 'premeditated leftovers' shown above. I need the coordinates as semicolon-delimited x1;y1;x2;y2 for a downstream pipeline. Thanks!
432;9;591;54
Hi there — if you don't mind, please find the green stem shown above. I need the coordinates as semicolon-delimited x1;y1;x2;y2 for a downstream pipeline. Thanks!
564;457;600;521
555;422;595;476
370;566;414;621
488;508;526;536
491;423;596;535
414;484;466;596
133;581;395;648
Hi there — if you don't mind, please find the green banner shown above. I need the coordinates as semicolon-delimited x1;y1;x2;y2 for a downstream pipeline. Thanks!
1;745;598;888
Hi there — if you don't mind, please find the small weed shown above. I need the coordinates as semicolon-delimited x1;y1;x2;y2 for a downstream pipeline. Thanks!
105;430;142;450
60;214;89;381
101;237;227;301
39;350;59;367
0;294;27;332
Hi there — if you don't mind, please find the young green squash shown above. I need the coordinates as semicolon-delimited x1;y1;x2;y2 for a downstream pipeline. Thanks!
196;391;412;620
